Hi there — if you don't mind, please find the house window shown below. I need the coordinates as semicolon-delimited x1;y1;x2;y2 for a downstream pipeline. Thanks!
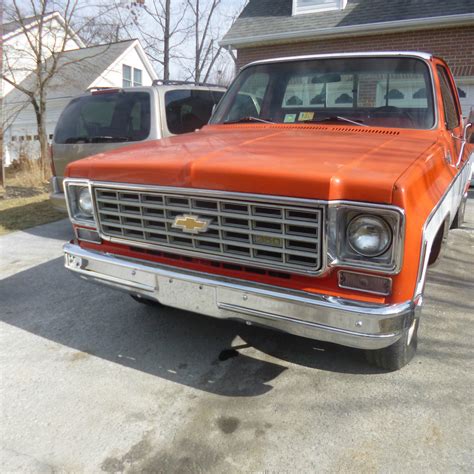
123;65;132;87
123;64;143;87
11;136;17;142
134;68;142;86
293;0;347;15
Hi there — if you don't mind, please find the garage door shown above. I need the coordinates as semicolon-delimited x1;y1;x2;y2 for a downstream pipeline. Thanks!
455;77;474;117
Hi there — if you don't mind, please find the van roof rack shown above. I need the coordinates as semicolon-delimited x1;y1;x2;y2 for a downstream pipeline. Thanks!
87;86;123;92
152;79;222;88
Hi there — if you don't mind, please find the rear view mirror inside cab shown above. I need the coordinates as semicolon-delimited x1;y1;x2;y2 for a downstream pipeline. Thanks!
312;73;342;83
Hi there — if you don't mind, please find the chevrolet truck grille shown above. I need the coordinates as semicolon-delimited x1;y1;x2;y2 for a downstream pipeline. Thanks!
93;186;324;275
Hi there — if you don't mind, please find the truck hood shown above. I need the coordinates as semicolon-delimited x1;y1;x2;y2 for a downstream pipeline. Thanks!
66;124;438;203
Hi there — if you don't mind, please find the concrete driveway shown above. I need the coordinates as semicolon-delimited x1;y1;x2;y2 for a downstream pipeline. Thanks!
1;197;473;473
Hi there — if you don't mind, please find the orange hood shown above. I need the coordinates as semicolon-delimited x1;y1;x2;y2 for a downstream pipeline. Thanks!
66;124;438;203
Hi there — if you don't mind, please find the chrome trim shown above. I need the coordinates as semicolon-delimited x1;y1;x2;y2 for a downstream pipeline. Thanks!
91;183;325;276
245;52;434;66
415;155;472;297
238;54;439;131
456;123;472;168
64;178;407;276
64;180;98;228
328;203;405;275
64;243;416;350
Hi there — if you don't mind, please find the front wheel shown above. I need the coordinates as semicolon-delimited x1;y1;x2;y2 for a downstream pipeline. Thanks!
365;318;419;371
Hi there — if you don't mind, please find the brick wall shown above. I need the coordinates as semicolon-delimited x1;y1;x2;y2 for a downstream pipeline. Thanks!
236;26;474;77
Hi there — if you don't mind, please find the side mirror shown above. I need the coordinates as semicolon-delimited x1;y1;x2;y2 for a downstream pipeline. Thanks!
464;107;474;144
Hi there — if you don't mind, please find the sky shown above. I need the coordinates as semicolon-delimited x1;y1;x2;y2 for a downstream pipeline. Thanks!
6;0;248;81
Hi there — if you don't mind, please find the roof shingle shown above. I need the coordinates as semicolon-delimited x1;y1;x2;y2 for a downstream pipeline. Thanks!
4;39;137;105
222;0;474;47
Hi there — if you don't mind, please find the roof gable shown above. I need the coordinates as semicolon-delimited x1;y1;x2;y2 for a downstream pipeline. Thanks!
2;11;84;48
3;39;140;104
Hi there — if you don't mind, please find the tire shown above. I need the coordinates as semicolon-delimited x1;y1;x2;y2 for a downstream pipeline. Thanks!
365;318;419;371
451;193;467;229
130;294;162;307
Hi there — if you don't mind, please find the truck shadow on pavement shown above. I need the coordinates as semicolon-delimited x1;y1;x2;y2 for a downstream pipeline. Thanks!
0;257;381;399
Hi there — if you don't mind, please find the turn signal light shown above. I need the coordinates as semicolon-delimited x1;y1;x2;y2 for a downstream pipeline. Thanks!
338;271;392;296
76;227;101;243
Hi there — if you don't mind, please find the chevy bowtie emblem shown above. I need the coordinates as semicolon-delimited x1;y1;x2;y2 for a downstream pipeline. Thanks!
172;214;212;234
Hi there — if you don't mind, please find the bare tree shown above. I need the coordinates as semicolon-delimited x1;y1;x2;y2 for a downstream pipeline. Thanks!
0;1;5;193
183;0;246;84
1;0;112;178
130;0;189;81
74;1;138;46
185;0;222;84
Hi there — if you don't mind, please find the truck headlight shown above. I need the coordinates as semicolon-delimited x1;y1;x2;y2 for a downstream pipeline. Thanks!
328;204;404;274
347;215;392;257
78;188;93;217
65;181;96;225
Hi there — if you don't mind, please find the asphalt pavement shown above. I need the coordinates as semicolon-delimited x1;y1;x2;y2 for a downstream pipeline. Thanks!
1;197;473;473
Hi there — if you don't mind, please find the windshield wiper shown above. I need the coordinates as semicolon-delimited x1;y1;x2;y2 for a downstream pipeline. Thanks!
89;136;132;143
65;136;89;144
64;135;132;144
223;116;274;125
311;116;369;127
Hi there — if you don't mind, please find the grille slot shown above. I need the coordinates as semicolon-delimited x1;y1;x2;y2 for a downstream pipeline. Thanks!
94;187;324;274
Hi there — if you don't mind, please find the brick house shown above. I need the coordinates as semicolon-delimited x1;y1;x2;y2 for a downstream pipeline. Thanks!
221;0;474;114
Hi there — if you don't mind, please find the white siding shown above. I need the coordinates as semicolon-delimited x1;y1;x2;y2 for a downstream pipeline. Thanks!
2;17;81;96
4;95;72;166
88;45;154;89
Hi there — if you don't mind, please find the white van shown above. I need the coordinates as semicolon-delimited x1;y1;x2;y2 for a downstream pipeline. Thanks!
50;81;226;209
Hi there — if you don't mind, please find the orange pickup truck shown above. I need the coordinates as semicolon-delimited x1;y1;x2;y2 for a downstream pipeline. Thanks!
63;52;473;370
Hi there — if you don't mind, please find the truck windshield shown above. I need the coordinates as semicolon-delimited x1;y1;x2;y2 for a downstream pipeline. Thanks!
55;92;151;144
211;57;435;130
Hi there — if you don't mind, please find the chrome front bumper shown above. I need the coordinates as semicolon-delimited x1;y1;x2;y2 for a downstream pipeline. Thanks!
64;243;417;350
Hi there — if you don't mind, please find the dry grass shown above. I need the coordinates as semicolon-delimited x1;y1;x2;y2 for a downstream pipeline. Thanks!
0;193;67;236
0;158;66;235
5;154;48;189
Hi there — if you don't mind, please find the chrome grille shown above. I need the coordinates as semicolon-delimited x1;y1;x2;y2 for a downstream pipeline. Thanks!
93;186;324;274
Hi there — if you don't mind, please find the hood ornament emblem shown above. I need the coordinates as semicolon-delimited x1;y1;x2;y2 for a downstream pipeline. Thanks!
172;214;212;234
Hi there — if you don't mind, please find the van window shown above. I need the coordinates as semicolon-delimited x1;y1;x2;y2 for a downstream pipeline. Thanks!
55;92;151;144
165;90;224;134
